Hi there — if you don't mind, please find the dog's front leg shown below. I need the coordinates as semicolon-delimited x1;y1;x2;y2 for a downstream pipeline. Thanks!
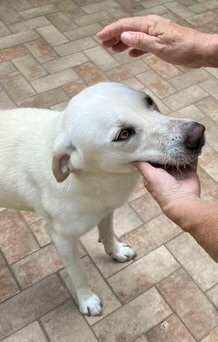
98;212;136;262
51;231;102;316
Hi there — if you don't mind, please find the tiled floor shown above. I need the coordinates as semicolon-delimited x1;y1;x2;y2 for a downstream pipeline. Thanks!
0;0;218;341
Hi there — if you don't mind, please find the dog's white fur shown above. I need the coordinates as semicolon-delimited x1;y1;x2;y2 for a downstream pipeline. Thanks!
0;82;203;316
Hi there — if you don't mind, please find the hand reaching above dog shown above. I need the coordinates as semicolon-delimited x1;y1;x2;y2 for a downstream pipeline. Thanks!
136;162;218;263
97;15;218;68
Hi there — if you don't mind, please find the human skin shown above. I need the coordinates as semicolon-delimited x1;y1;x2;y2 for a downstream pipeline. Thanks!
135;162;218;263
97;15;218;68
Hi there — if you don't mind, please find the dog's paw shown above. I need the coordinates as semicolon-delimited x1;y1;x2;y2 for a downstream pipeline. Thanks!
110;242;136;263
79;292;102;316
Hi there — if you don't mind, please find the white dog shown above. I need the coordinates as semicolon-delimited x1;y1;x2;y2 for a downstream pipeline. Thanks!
0;82;205;316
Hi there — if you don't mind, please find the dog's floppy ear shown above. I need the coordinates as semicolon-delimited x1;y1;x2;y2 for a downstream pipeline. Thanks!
52;133;83;183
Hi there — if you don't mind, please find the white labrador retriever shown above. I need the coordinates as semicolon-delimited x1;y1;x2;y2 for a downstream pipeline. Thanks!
0;82;205;316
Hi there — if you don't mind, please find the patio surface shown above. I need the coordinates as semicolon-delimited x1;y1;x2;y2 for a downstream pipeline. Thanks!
0;0;217;341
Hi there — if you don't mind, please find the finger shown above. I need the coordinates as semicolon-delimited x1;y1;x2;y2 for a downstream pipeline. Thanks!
97;17;150;41
135;161;157;178
128;49;148;57
111;40;129;53
121;31;156;52
100;37;120;49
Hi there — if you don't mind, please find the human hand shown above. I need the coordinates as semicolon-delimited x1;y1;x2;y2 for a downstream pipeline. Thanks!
135;161;201;214
97;15;211;67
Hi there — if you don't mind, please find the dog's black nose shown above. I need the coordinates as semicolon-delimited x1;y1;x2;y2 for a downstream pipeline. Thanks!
185;122;205;149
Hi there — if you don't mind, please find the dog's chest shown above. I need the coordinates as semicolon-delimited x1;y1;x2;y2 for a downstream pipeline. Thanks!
74;172;138;216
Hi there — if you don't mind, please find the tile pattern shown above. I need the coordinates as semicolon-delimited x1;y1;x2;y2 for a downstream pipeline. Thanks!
0;0;218;341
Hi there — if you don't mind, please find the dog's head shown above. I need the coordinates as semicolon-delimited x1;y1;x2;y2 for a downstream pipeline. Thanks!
52;82;205;182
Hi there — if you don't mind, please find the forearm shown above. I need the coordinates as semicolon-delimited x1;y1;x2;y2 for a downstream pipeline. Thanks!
165;199;218;262
201;33;218;68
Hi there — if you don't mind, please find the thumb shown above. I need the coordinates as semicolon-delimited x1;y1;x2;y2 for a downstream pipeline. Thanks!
134;162;160;189
121;31;155;52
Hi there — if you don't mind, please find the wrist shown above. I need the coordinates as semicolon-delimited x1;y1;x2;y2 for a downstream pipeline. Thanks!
162;195;202;231
198;32;218;67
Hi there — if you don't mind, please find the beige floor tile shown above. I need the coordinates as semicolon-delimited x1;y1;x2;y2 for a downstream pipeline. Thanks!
169;69;211;90
201;327;218;342
9;16;50;34
199;143;218;183
137;70;176;98
1;321;47;342
196;97;218;123
29;219;51;247
11;244;64;289
12;55;47;81
0;61;16;76
106;60;149;81
84;46;119;70
114;203;143;237
135;337;148;342
167;233;218;291
165;1;195;18
18;87;69;109
43;52;88;73
130;192;162;223
200;78;218;100
157;269;218;340
144;55;181;79
20;211;41;225
0;267;19;303
122;76;145;90
31;69;78;93
200;117;218;153
0;90;16;109
122;214;181;259
74;11;112;26
0;210;39;264
47;11;77;32
0;20;11;38
163;85;208;111
1;71;36;101
25;39;58;63
187;10;217;26
207;284;218;309
73;62;108;85
128;177;148;201
63;79;87;97
0;30;38;50
108;245;179;303
20;5;58;20
198;166;218;201
93;287;172;342
170;104;205;121
0;252;6;269
146;314;196;342
54;37;97;56
82;0;119;14
0;274;69;340
65;23;102;41
190;0;218;14
41;300;98;342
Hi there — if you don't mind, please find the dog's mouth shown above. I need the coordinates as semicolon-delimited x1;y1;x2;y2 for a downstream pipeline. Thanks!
144;158;198;172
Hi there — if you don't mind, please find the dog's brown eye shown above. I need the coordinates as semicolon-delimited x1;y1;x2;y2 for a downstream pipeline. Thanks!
114;127;135;142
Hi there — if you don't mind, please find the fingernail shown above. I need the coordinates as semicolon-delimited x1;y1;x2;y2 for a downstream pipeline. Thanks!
121;32;133;43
